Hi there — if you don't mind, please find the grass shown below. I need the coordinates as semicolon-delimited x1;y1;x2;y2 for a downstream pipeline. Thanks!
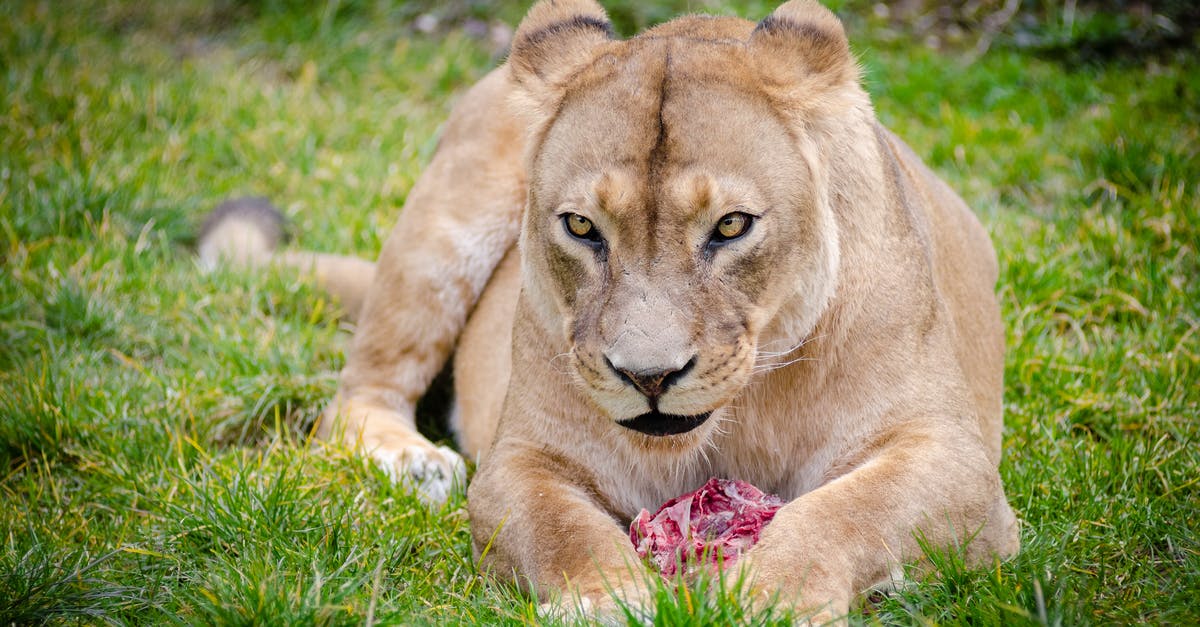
1;0;1197;624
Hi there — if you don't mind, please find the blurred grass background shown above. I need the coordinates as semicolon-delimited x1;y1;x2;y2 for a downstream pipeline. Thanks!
1;0;1197;624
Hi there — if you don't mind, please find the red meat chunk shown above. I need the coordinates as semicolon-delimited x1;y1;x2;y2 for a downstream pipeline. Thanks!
629;477;784;577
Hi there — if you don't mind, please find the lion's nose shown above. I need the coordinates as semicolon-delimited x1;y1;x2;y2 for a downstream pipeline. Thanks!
605;356;696;399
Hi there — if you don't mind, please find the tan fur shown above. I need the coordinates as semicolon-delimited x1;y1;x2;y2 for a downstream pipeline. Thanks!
207;0;1020;620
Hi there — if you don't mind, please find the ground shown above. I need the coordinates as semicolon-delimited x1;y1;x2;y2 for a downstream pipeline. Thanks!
1;0;1197;624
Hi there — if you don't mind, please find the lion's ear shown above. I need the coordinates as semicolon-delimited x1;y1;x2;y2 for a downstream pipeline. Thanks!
508;0;614;108
749;1;857;90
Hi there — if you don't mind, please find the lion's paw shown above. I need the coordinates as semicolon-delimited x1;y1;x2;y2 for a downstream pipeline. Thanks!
371;442;466;505
538;595;595;621
537;584;654;626
540;595;637;627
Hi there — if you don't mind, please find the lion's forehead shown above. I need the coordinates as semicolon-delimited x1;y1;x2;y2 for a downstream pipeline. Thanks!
536;42;801;219
550;39;784;141
639;14;756;42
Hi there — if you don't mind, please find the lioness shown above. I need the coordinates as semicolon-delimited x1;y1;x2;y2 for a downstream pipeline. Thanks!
200;0;1020;620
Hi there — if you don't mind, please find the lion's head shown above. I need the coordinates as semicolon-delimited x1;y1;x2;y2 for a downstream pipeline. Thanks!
508;0;870;440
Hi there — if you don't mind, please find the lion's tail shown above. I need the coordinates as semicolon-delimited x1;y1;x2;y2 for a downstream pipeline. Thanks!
197;197;376;321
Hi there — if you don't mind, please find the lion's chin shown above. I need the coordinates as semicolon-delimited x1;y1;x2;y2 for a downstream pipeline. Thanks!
616;410;713;437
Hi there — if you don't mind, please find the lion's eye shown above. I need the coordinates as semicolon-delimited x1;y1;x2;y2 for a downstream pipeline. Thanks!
712;212;753;242
563;213;602;243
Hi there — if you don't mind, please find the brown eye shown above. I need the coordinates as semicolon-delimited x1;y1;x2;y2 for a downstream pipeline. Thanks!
563;213;601;243
713;212;753;242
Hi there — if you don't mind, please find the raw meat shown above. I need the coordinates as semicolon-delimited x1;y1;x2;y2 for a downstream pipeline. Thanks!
629;477;784;577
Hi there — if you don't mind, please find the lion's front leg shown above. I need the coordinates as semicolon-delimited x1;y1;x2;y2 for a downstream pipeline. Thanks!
320;395;466;503
321;68;526;501
468;441;654;618
742;420;1019;623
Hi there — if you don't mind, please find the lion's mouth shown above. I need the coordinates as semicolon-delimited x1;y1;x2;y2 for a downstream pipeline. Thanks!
617;410;713;436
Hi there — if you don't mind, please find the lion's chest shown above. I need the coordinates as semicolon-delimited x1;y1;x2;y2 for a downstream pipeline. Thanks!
708;404;836;501
600;402;838;520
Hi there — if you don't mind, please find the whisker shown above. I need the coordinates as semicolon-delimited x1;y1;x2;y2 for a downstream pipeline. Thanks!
755;333;825;359
699;414;730;468
752;354;820;373
752;333;826;374
548;351;571;364
757;335;807;351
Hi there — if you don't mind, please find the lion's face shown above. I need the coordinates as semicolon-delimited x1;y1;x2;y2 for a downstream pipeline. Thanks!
518;34;842;440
